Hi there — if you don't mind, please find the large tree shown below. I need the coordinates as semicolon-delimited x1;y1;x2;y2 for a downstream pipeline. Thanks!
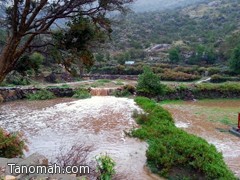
52;15;107;77
229;45;240;74
0;0;133;82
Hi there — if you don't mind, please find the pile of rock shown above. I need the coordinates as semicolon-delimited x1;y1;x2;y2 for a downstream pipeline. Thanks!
0;153;77;180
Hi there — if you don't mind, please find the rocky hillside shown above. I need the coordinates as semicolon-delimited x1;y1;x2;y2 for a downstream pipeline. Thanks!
96;0;240;65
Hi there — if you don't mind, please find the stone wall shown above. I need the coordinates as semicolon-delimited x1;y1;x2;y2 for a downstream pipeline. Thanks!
83;74;138;81
0;87;122;102
0;87;75;102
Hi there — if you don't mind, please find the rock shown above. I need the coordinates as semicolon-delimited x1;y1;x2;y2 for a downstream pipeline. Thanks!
18;153;48;167
4;175;16;180
45;73;57;83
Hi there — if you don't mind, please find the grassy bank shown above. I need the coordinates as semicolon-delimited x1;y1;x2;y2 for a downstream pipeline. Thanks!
132;97;236;179
162;99;240;126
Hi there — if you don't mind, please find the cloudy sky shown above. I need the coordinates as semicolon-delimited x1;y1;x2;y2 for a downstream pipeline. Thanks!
132;0;208;12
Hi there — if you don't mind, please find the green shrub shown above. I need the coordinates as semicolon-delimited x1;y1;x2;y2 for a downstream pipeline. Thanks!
160;70;200;81
97;79;111;83
210;74;228;83
27;89;56;100
195;83;240;92
132;97;235;179
210;74;240;83
5;72;31;86
114;79;124;85
123;84;136;94
112;84;136;97
111;89;131;97
72;89;91;99
136;66;166;96
96;154;116;180
207;67;221;76
0;128;28;158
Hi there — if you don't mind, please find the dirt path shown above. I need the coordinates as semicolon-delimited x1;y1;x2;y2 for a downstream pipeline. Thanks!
163;100;240;177
0;97;162;180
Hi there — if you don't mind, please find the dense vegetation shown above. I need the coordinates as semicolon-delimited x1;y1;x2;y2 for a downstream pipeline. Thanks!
88;0;240;82
132;97;235;179
108;0;240;63
0;129;27;158
26;89;56;101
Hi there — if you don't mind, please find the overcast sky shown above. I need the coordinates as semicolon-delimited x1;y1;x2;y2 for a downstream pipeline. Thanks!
131;0;209;12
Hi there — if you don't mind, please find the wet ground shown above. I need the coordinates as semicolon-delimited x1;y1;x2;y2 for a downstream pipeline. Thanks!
0;97;162;180
163;100;240;177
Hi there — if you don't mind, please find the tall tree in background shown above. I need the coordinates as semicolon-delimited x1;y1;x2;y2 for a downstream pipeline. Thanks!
0;0;133;82
229;45;240;74
169;47;180;64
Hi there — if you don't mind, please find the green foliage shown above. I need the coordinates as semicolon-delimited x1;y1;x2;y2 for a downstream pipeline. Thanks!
96;154;116;180
195;83;240;92
27;89;56;100
114;79;124;86
111;85;135;97
72;89;91;99
95;53;105;62
136;66;166;96
5;72;31;85
111;89;131;97
160;70;200;82
229;45;240;74
15;52;44;75
169;48;181;63
52;15;108;76
132;97;236;179
97;79;111;83
0;128;27;158
188;45;216;65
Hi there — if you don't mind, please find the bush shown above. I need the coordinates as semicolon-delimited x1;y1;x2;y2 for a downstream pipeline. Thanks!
132;97;235;179
160;70;200;81
72;89;91;99
96;154;116;180
207;67;221;76
210;74;227;83
0;128;28;158
111;89;131;97
97;79;111;83
136;66;166;96
5;71;31;85
210;74;240;83
27;89;56;100
229;45;240;74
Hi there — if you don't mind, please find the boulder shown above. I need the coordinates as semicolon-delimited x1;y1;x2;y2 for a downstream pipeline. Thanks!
4;175;16;180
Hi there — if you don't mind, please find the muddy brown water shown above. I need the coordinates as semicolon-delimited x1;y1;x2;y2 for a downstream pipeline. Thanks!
0;97;162;180
163;100;240;177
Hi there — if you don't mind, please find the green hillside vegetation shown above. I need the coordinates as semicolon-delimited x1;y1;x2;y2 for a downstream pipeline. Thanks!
95;0;240;68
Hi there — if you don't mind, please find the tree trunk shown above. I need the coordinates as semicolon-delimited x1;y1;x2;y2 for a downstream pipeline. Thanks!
0;37;21;83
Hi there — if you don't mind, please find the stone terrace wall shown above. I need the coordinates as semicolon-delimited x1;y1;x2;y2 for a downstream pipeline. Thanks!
84;74;138;81
0;87;75;102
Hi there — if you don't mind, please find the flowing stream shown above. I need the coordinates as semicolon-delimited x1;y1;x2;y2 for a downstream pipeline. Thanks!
0;97;162;180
